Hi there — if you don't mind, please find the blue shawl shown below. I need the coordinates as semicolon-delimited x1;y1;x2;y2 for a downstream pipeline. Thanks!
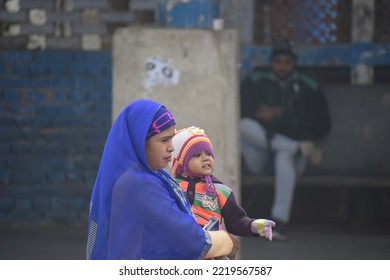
86;99;208;259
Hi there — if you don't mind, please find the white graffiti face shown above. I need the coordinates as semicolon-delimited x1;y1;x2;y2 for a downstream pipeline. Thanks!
143;57;180;91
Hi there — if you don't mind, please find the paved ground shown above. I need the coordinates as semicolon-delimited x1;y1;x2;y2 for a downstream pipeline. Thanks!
0;223;389;260
0;224;87;260
241;225;390;260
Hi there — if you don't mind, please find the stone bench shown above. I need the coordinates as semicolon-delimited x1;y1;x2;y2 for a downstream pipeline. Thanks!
241;84;390;226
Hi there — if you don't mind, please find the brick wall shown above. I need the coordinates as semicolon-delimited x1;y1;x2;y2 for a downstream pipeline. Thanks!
0;50;112;224
0;1;156;225
0;0;156;51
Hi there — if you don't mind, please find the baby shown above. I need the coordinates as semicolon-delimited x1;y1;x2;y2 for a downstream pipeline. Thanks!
169;126;275;240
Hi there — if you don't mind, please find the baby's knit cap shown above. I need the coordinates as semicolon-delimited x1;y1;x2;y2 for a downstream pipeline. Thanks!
170;126;214;177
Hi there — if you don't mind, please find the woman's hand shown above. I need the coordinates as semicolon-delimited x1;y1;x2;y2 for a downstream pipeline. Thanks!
227;233;239;260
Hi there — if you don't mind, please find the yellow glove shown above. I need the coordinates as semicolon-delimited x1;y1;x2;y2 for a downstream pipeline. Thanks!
251;219;276;241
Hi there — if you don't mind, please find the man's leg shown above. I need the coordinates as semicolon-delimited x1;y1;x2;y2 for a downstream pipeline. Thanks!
239;118;269;174
269;134;302;240
240;118;304;239
272;150;296;223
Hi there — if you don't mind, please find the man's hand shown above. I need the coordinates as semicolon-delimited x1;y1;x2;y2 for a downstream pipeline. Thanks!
256;105;282;122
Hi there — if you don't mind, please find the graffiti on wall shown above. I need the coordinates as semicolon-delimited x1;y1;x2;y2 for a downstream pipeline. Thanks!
143;57;180;91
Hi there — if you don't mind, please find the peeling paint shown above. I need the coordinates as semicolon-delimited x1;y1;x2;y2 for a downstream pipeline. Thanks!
29;9;47;26
166;0;190;11
27;35;46;50
5;0;20;13
352;2;374;42
157;0;220;29
352;63;373;85
360;51;374;60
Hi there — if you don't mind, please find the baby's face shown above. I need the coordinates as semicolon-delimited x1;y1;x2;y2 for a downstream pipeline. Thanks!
187;151;215;176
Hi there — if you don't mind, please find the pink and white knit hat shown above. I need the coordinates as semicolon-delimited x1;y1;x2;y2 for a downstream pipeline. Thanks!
169;126;217;196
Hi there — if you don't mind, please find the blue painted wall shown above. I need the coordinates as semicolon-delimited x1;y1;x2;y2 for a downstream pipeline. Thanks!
0;51;112;224
240;43;390;80
157;0;220;29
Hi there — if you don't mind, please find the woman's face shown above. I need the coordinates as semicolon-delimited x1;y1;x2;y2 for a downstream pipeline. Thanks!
145;126;176;171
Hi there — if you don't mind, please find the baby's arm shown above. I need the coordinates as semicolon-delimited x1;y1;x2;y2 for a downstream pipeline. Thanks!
222;191;275;240
222;191;256;236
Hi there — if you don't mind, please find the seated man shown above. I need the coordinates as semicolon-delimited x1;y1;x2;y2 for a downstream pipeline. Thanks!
239;41;332;240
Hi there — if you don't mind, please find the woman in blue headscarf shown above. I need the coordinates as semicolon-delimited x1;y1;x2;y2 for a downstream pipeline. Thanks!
86;99;237;260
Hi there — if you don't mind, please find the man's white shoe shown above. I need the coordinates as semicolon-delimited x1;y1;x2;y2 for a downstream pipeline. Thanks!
300;141;323;165
272;231;287;241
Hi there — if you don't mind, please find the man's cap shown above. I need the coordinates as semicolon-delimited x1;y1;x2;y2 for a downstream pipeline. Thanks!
270;40;297;60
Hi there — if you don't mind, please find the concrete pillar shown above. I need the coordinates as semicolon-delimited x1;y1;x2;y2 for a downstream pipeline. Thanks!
112;27;241;202
220;0;253;44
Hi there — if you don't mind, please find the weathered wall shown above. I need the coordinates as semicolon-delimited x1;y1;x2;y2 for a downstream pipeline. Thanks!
0;0;156;51
112;27;241;199
307;84;390;176
0;51;112;224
